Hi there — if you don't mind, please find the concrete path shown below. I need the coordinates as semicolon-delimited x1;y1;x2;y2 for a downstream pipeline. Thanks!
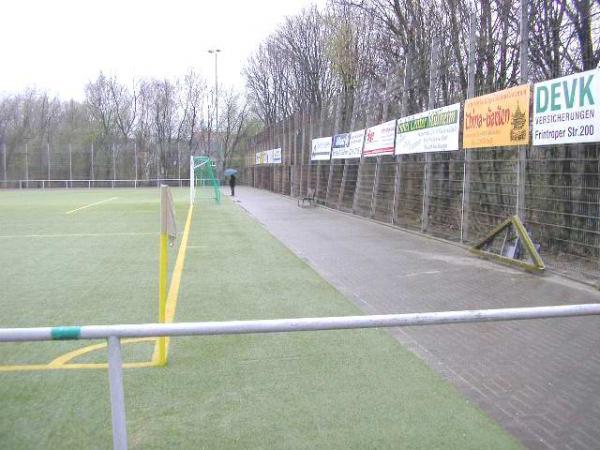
231;186;600;450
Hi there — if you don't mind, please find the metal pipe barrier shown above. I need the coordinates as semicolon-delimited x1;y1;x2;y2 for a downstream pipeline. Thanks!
0;178;191;189
2;303;600;449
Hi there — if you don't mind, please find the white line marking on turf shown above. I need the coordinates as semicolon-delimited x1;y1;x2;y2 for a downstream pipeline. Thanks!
65;197;118;214
0;232;155;239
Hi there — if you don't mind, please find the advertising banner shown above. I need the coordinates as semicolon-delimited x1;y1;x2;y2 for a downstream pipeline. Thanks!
272;148;282;164
363;120;396;157
331;130;365;159
311;137;332;161
533;69;600;145
255;152;260;165
395;103;460;154
463;84;531;149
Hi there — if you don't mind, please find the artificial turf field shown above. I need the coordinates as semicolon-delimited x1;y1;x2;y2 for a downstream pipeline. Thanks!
0;188;521;449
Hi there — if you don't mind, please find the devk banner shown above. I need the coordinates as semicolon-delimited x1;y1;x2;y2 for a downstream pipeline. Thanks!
395;103;460;154
533;68;600;146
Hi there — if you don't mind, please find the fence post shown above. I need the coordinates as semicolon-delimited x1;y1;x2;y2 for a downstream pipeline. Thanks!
25;143;29;189
2;143;6;182
134;141;138;188
282;119;286;167
252;136;257;188
91;143;94;181
306;106;314;193
369;158;381;218
366;79;381;217
112;143;116;188
69;144;73;187
392;55;413;224
338;86;358;209
156;142;160;187
371;71;395;219
326;98;339;205
270;124;275;192
422;37;440;232
285;115;291;195
517;0;529;221
47;143;51;181
337;157;349;210
177;141;181;187
461;13;477;243
286;112;296;193
315;102;327;200
300;108;306;196
352;82;372;214
291;113;298;196
107;336;128;450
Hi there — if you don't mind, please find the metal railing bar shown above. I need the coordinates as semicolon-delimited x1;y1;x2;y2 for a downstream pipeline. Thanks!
1;304;599;342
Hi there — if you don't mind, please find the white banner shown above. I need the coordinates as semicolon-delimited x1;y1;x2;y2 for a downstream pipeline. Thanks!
395;103;460;154
331;130;365;159
533;69;600;145
363;120;396;157
272;148;282;164
255;151;267;165
311;137;332;161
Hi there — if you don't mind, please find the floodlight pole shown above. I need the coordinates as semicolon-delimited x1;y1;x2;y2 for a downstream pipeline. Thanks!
208;49;220;134
208;48;221;176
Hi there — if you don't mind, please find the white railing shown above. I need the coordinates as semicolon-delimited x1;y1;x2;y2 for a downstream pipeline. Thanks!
0;178;190;189
2;303;600;450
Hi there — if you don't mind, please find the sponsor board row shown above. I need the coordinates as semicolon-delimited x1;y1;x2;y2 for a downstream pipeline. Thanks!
257;69;600;162
310;103;462;160
255;148;282;165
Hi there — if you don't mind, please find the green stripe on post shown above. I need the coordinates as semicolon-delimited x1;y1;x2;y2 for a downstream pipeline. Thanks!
51;326;81;340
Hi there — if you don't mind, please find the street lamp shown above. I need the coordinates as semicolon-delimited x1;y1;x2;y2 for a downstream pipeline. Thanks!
208;49;221;133
208;49;221;177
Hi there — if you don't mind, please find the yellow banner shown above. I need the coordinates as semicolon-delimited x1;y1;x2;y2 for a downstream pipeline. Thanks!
463;84;531;149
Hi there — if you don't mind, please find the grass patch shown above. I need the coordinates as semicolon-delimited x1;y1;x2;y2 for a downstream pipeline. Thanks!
0;189;521;449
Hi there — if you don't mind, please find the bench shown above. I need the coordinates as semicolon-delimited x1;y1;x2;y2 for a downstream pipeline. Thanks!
298;188;316;207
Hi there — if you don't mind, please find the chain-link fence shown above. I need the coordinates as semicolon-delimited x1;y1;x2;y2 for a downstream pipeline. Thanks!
0;141;193;189
239;80;600;285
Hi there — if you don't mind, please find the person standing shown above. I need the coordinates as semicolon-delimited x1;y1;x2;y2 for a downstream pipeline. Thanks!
229;174;236;196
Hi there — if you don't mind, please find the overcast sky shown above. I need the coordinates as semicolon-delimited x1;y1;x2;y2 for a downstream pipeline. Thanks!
0;0;324;100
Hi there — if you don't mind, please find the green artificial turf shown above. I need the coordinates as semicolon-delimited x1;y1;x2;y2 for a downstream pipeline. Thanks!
0;188;522;449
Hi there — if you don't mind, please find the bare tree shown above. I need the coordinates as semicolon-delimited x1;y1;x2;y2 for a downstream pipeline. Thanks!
219;89;250;169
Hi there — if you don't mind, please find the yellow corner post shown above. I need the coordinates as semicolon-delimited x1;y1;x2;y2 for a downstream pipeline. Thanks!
159;186;169;366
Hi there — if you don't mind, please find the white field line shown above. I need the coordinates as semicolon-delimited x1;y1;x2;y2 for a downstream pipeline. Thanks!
65;197;118;214
0;232;155;239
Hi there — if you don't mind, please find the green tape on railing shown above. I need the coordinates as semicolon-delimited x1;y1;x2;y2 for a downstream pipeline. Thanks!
51;326;81;340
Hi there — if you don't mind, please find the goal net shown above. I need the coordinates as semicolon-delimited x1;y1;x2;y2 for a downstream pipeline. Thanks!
190;156;221;205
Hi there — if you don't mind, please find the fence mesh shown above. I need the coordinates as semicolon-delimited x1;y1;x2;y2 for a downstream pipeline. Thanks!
242;89;600;285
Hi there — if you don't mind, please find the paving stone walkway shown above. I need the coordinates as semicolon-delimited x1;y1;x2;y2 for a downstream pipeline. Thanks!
232;186;600;450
